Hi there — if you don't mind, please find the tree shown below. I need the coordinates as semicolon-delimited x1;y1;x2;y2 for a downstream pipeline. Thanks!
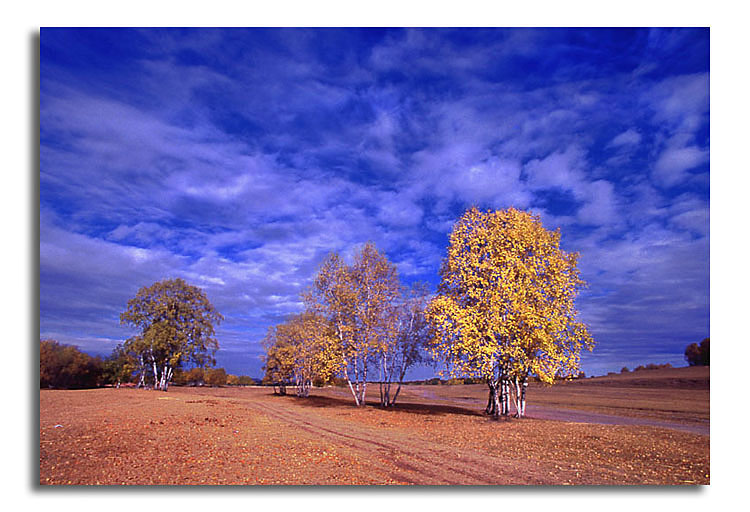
426;207;594;418
377;282;431;407
40;339;103;389
262;325;295;395
685;337;709;366
307;242;401;406
184;367;205;386
204;367;227;387
262;312;340;397
120;278;223;391
286;311;340;397
238;375;255;386
102;343;136;387
700;338;710;366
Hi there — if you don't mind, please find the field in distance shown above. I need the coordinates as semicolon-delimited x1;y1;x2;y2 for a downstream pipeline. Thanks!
39;366;709;485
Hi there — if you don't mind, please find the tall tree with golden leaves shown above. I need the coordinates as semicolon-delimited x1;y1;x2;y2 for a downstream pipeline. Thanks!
307;242;401;406
426;207;594;417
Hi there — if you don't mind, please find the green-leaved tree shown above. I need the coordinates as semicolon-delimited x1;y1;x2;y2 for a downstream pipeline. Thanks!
120;278;223;391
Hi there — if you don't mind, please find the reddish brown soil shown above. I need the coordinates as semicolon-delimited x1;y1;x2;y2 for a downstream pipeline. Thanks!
399;366;710;434
39;369;709;486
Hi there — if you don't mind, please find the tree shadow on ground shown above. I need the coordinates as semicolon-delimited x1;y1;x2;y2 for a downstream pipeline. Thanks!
279;392;486;418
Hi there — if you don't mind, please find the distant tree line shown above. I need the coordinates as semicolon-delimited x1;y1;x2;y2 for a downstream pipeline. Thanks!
172;367;258;387
40;338;256;390
620;363;674;374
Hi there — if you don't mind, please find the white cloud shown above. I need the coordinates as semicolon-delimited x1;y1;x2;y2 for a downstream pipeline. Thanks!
577;180;619;226
653;145;709;187
376;192;424;227
608;128;642;147
645;72;709;135
524;145;588;194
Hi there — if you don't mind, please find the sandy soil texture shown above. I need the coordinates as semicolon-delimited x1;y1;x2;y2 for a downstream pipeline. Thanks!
39;368;709;486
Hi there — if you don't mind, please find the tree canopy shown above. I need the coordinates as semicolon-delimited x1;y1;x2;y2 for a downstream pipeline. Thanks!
426;207;594;417
262;311;340;397
40;339;103;389
685;337;709;366
120;278;223;391
306;242;403;406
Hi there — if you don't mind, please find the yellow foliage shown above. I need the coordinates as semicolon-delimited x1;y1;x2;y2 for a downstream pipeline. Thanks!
305;242;402;405
262;311;341;387
426;207;594;384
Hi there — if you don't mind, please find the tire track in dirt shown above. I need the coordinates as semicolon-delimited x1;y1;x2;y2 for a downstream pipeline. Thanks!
235;395;552;485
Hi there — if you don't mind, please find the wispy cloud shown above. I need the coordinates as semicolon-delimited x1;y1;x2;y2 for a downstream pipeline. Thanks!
40;28;710;376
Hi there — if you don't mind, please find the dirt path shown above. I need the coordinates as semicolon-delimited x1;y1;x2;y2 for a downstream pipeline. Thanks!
236;393;553;485
406;388;709;436
524;404;709;436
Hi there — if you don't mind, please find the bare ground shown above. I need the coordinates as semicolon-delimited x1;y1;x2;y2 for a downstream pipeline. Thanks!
39;370;709;486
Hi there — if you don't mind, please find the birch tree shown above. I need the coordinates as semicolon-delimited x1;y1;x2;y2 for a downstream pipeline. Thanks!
264;312;341;397
378;282;431;407
290;311;341;396
120;278;223;391
426;207;594;418
262;325;294;395
307;243;400;407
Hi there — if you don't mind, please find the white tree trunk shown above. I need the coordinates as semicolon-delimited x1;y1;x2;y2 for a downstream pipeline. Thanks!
152;360;159;390
361;363;368;406
343;363;360;407
511;377;522;417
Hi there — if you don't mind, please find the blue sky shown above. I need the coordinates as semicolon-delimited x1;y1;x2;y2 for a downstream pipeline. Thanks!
39;28;709;378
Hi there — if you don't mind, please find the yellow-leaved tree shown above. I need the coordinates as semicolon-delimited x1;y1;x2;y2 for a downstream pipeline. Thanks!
285;311;341;397
426;207;594;417
261;310;340;397
307;242;401;406
261;324;295;395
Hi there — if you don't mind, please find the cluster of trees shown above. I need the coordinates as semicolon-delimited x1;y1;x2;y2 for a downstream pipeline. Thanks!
263;242;431;407
685;338;710;366
41;278;254;391
263;207;595;418
43;207;598;421
620;363;673;374
174;367;227;387
40;339;104;389
262;310;341;397
171;367;256;387
42;279;227;391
